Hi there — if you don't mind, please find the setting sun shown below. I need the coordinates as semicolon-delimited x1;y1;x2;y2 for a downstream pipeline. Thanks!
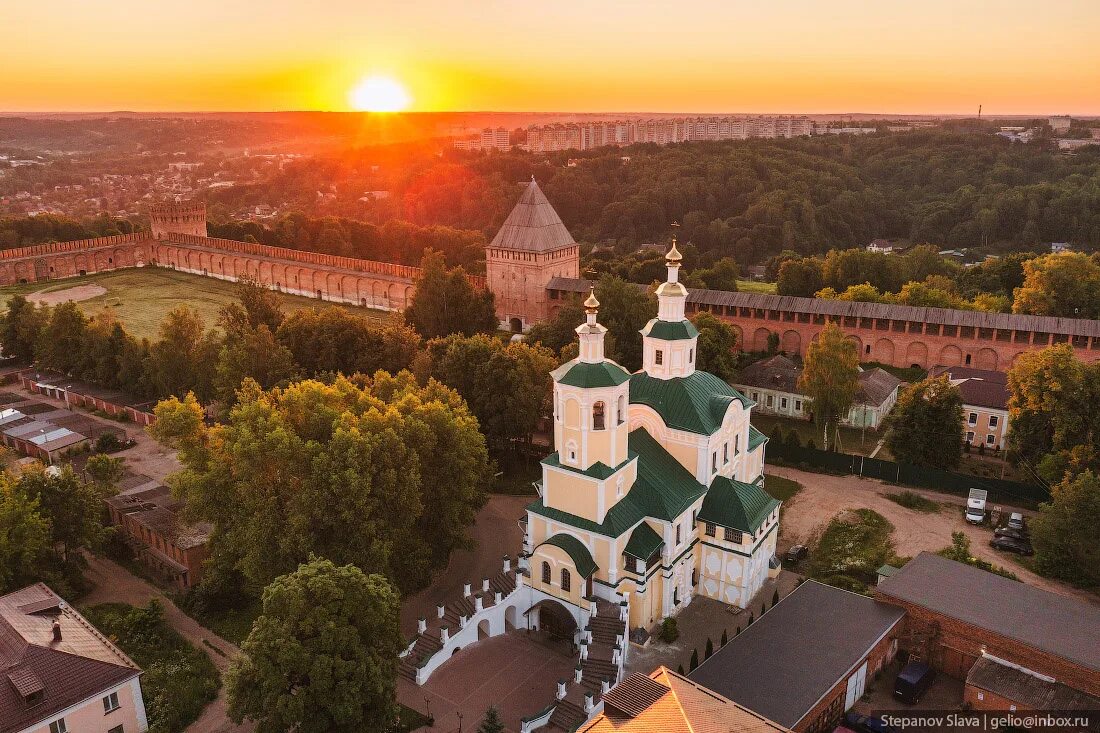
349;75;411;112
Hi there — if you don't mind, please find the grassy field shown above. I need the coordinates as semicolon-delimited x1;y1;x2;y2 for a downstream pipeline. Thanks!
0;269;395;340
763;474;802;502
735;279;776;294
807;508;900;593
750;413;883;456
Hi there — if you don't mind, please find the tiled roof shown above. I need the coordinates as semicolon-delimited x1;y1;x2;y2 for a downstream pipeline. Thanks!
488;179;577;253
0;584;140;733
546;277;1100;338
876;553;1100;672
641;319;699;341
748;425;768;451
528;428;708;538
581;667;791;733
690;581;905;729
537;534;598;578
553;359;631;388
698;476;780;534
928;365;1009;410
629;371;751;435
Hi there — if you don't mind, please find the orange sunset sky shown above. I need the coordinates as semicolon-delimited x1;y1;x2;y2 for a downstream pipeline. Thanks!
4;0;1099;115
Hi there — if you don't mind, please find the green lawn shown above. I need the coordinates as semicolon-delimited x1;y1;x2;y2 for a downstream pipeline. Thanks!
884;490;941;513
80;601;220;733
751;414;883;456
0;268;395;340
763;474;802;502
736;279;776;294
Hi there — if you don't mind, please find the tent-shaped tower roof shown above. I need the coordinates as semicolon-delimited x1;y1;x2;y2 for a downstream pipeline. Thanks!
489;178;577;253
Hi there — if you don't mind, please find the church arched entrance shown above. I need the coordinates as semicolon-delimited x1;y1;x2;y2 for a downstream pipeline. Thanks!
509;317;523;333
530;599;578;643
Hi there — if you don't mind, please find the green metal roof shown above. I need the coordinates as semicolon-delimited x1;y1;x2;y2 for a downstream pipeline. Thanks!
697;476;780;534
629;370;752;435
748;424;768;451
528;428;708;538
641;318;699;341
536;534;598;578
554;360;631;388
541;452;631;480
623;522;664;560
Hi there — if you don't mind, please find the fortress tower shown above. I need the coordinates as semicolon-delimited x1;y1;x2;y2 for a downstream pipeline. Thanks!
486;178;580;332
149;200;208;239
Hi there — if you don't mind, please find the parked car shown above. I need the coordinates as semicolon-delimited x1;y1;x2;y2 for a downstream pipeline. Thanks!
1007;512;1026;531
993;526;1028;541
786;544;808;563
894;661;936;704
990;535;1034;556
844;711;897;733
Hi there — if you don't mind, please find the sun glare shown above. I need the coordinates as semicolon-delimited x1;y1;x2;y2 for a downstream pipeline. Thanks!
349;76;411;112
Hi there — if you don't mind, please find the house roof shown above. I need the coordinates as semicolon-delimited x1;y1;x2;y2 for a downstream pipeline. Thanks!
528;428;708;538
623;522;664;561
553;359;631;389
536;534;598;578
856;368;902;408
966;656;1100;711
581;667;791;733
545;277;1100;338
689;581;905;728
876;553;1100;672
698;476;779;534
0;584;140;733
629;371;751;435
736;355;800;394
928;365;1009;410
488;179;577;253
640;319;699;342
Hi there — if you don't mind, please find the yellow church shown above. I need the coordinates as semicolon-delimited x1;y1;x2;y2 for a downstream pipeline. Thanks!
522;238;780;637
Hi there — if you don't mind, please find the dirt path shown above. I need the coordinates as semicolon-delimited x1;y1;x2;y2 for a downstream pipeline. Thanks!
82;554;254;733
400;494;530;636
27;283;107;306
767;465;1100;607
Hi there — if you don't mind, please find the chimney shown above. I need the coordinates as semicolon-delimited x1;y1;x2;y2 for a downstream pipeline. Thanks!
51;621;62;643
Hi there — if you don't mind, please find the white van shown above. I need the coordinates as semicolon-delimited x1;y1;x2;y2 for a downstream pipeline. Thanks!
965;489;988;524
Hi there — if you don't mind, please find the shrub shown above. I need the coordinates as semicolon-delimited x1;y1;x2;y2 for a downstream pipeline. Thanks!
658;616;679;643
689;649;699;671
704;638;713;659
771;588;780;607
80;602;220;733
94;431;125;454
720;629;728;646
885;491;940;513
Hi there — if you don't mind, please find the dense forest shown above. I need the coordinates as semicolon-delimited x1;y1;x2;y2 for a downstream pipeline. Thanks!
201;129;1100;264
5;129;1100;271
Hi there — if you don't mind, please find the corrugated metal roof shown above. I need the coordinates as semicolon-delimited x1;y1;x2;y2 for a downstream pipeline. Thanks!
536;534;598;578
966;656;1099;710
629;371;751;435
698;476;780;533
546;277;1100;338
489;179;577;253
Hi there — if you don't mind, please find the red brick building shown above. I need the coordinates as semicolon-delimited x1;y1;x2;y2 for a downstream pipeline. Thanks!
875;553;1100;704
105;485;210;590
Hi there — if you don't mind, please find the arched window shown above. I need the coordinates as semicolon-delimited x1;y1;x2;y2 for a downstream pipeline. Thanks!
561;568;571;592
542;562;551;584
617;395;626;425
689;348;694;363
593;401;606;430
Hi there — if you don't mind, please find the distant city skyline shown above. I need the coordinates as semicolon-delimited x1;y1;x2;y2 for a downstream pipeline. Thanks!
4;0;1099;115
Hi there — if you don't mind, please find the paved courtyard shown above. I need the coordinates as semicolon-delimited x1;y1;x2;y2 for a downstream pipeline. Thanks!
397;631;576;733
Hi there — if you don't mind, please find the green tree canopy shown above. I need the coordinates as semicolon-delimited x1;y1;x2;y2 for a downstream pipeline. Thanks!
226;557;403;733
276;307;420;378
404;250;497;339
0;477;50;594
885;376;965;469
151;373;489;595
1013;252;1100;318
797;323;859;449
419;334;556;448
1030;470;1100;587
691;312;737;381
594;275;657;371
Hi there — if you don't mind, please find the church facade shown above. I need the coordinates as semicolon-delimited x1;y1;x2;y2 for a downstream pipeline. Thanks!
523;233;780;634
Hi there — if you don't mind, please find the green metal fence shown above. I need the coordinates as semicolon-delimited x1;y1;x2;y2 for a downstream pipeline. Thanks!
768;443;1050;506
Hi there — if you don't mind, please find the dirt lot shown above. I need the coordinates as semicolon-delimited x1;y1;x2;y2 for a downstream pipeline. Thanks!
26;283;107;306
768;465;1099;607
